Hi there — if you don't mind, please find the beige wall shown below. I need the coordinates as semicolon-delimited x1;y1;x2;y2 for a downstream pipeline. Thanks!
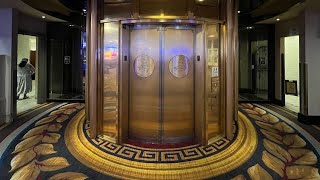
284;36;300;85
274;16;302;101
17;34;36;63
284;36;300;112
275;0;320;116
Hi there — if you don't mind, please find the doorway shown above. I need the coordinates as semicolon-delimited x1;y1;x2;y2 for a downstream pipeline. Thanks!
238;26;274;102
283;36;300;112
129;26;194;143
16;34;38;114
252;41;268;100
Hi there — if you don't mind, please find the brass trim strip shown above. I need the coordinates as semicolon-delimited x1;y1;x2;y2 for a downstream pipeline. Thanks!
100;18;223;24
159;27;164;143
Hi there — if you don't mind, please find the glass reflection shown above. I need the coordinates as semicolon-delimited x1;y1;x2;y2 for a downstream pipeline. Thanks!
103;22;119;142
206;24;221;141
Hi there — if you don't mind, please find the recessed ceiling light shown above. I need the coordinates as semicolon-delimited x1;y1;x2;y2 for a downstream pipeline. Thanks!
276;18;280;21
198;0;204;2
83;9;87;12
42;16;46;19
238;11;241;13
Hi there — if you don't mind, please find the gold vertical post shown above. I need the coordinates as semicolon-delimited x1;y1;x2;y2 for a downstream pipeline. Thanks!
85;0;90;124
233;0;239;123
87;0;99;138
97;0;104;136
225;0;238;139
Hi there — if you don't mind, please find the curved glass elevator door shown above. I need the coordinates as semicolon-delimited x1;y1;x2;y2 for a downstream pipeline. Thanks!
129;26;194;144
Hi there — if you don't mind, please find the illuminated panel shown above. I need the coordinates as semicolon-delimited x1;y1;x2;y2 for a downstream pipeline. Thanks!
103;22;119;142
206;24;221;141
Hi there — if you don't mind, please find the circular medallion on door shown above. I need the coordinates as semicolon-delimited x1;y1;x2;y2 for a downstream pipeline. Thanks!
134;55;155;78
169;55;189;78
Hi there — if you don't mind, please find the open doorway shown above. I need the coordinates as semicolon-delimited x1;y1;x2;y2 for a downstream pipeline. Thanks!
282;35;300;112
16;34;38;114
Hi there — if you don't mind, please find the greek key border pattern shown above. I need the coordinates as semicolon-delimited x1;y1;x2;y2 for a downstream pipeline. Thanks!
84;120;237;163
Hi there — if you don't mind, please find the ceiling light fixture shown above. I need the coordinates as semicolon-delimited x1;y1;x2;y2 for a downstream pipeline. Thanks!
276;18;280;21
83;9;87;12
238;11;241;13
42;16;46;19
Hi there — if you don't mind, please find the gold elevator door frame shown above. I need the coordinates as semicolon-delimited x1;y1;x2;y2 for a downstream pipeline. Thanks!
129;25;195;144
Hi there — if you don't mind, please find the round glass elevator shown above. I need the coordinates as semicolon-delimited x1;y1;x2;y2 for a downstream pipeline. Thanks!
86;0;238;146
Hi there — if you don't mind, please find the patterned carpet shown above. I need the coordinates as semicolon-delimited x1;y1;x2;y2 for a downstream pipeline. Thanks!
262;103;320;141
0;103;61;143
0;103;319;180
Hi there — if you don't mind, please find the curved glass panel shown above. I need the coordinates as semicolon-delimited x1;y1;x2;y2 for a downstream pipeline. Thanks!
206;24;221;142
103;22;119;142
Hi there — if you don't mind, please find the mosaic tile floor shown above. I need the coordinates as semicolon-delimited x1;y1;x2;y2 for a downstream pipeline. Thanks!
0;103;319;180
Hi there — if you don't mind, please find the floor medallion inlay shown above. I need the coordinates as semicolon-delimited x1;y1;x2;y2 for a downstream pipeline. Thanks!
64;109;257;179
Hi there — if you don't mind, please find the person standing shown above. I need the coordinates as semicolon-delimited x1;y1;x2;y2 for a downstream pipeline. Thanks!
17;58;35;99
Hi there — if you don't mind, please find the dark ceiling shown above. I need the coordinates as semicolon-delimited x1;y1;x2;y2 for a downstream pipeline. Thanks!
21;0;86;25
239;0;267;13
59;0;86;12
19;0;303;26
239;0;304;25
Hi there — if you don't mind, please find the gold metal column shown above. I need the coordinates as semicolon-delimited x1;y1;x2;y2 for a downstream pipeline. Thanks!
233;0;239;125
224;0;238;139
87;0;103;138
